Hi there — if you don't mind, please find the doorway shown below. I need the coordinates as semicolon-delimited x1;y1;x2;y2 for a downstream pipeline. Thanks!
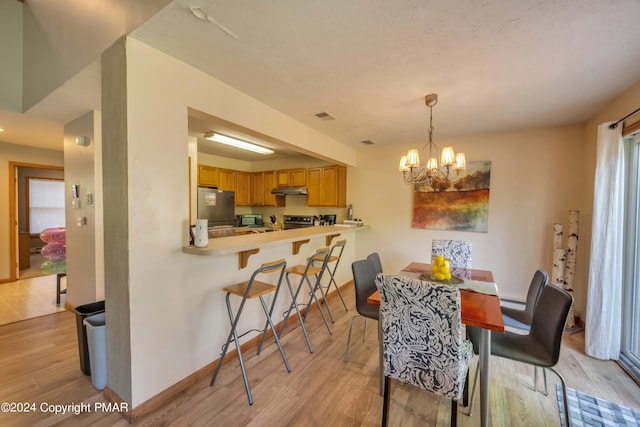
1;162;65;326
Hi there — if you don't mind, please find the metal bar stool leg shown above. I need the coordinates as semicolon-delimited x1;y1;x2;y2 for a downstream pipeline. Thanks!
325;259;348;312
302;274;333;334
210;293;254;405
257;268;286;355
258;295;290;372
279;272;313;352
303;271;335;324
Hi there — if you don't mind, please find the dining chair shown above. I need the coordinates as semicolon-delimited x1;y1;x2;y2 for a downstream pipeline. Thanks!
431;239;472;279
500;269;549;393
366;252;383;274
343;259;379;361
376;274;473;426
466;269;550;407
501;269;549;329
466;284;574;427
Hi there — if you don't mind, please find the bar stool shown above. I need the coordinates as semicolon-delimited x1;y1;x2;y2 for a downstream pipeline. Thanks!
279;247;333;353
311;239;348;322
210;259;290;405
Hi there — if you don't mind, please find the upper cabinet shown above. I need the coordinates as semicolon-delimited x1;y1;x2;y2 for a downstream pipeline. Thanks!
251;171;285;207
277;168;306;187
198;165;219;187
236;172;251;206
197;163;346;207
307;165;347;207
218;168;236;192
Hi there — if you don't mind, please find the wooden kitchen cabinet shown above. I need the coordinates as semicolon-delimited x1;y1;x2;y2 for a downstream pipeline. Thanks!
235;171;251;206
218;168;237;192
306;165;347;207
198;165;219;187
251;171;285;207
251;172;265;205
277;168;306;187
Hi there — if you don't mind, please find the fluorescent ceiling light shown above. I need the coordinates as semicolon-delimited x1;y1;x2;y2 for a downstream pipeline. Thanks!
204;132;274;155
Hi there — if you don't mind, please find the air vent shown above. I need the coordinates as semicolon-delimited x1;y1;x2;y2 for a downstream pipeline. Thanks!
360;140;374;145
314;111;335;121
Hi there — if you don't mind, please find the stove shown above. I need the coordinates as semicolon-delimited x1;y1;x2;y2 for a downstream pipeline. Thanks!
283;215;314;230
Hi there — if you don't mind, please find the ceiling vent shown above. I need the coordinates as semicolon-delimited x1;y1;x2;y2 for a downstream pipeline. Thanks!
314;111;335;121
360;140;374;145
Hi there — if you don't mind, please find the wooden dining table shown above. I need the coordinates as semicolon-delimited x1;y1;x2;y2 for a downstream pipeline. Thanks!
368;262;504;427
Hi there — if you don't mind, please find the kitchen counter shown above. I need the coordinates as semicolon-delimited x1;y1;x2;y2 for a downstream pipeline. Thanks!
183;225;369;268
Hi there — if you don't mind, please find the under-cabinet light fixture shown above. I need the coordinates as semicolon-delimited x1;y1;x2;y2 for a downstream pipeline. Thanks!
204;132;274;155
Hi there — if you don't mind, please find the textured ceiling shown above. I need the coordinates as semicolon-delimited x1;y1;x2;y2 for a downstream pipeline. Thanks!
131;0;640;149
3;0;640;157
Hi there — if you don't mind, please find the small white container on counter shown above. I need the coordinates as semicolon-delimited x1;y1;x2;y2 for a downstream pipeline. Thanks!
194;219;209;247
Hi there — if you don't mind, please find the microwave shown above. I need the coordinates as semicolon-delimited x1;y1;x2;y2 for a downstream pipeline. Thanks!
237;214;263;227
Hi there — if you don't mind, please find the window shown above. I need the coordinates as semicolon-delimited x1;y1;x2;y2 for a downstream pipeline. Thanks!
621;132;640;382
27;178;65;234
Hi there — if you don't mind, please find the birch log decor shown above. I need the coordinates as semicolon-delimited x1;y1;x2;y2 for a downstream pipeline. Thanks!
552;210;580;329
563;209;580;328
552;223;566;289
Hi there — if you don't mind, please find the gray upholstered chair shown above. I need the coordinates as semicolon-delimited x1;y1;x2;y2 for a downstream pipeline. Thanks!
467;285;573;426
366;252;383;274
501;269;549;330
500;268;549;393
344;259;380;361
376;274;472;426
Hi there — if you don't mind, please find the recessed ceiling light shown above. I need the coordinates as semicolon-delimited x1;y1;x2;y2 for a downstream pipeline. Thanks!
0;128;4;132
204;132;274;155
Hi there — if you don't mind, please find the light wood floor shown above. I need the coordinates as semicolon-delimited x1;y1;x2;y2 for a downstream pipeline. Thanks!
0;274;65;326
0;287;638;426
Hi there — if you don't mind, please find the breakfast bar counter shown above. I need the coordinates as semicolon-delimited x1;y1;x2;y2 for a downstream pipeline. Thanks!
183;225;369;268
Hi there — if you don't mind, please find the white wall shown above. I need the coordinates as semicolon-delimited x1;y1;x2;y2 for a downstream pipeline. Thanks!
349;125;584;304
0;0;22;112
21;0;171;110
106;37;357;406
64;111;105;305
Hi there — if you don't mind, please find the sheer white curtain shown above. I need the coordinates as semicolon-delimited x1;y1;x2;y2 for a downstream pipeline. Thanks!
586;122;625;360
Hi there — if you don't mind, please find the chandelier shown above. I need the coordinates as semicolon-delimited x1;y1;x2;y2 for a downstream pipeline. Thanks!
399;94;466;186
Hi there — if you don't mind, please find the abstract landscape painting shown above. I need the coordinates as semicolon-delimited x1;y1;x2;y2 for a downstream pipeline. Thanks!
412;160;491;232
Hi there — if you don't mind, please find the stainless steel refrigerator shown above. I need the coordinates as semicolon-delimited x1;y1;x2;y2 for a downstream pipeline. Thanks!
197;187;235;226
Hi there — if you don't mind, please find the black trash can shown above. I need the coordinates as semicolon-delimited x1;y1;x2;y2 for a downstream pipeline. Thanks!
73;300;105;375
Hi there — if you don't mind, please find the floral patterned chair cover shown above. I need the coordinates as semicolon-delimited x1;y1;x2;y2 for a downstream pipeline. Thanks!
376;274;473;424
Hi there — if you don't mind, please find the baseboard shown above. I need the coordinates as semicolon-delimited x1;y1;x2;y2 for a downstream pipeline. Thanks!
105;280;354;422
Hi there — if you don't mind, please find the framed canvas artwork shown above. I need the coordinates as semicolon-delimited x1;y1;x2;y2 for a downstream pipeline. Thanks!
412;160;491;232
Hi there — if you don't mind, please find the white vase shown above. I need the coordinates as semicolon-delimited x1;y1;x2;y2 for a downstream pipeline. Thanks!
194;219;209;247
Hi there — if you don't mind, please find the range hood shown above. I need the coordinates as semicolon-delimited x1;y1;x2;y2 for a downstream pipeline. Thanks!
270;186;308;196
